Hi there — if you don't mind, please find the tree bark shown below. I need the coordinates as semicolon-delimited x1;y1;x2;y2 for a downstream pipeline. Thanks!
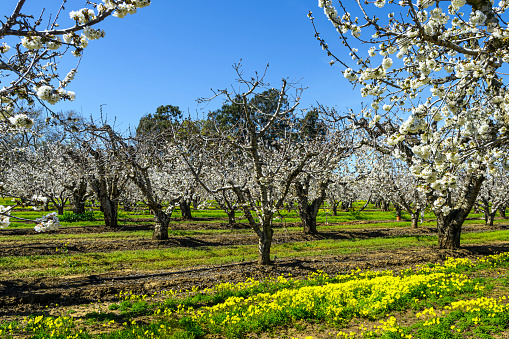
70;180;88;215
499;206;507;219
331;202;338;216
434;174;484;249
436;212;462;249
179;199;193;220
487;212;496;227
226;210;236;225
102;199;118;228
411;212;419;228
258;218;274;265
295;178;328;235
153;210;170;240
56;205;64;215
91;177;119;228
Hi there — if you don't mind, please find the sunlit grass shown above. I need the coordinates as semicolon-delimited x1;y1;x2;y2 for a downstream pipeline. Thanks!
2;230;509;279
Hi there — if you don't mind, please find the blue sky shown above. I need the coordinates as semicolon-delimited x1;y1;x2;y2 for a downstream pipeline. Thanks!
2;1;365;130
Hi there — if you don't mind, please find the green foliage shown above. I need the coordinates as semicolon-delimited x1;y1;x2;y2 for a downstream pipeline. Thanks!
298;108;327;140
59;211;96;222
349;209;364;220
136;104;183;137
207;89;295;142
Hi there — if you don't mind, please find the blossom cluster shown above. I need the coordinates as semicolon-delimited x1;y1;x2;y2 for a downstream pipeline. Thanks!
0;205;10;228
34;212;60;232
31;195;48;211
8;114;34;129
36;85;75;105
314;0;509;217
1;0;150;111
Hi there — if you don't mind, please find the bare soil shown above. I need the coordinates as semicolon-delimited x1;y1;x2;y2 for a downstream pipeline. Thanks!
0;221;508;321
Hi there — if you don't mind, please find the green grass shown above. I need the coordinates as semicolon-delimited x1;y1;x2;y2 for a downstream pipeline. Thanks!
2;230;509;279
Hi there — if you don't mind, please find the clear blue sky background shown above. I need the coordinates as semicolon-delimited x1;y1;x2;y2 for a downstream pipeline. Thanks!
2;1;366;130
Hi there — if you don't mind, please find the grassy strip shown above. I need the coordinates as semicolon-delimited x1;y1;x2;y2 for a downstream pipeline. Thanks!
2;230;509;279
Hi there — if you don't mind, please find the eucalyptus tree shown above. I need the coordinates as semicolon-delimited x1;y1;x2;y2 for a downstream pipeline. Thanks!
312;0;509;248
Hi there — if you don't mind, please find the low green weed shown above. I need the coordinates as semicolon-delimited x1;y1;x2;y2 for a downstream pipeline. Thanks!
59;211;96;222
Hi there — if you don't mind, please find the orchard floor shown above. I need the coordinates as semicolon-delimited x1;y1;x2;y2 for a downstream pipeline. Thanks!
1;220;509;324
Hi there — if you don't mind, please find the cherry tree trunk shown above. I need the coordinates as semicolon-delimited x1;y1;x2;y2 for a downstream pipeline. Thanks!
153;210;170;240
226;210;236;225
487;212;496;227
298;202;321;234
411;213;419;228
436;213;462;249
499;207;507;219
56;205;64;215
331;203;338;216
295;179;327;235
102;199;118;228
435;175;484;249
302;213;317;234
95;188;118;228
72;201;86;215
180;200;193;220
258;218;274;265
71;181;88;214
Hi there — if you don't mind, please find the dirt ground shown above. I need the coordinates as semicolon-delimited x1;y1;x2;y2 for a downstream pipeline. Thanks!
0;221;508;321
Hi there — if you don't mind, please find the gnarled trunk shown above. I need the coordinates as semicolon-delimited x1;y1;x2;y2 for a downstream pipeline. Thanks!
331;202;338;216
179;199;193;220
487;212;496;227
258;218;274;265
153;210;170;240
70;180;88;214
295;178;328;235
226;210;236;225
436;212;463;249
300;205;318;234
91;177;119;228
102;199;118;228
499;206;507;219
410;211;420;228
434;174;484;249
